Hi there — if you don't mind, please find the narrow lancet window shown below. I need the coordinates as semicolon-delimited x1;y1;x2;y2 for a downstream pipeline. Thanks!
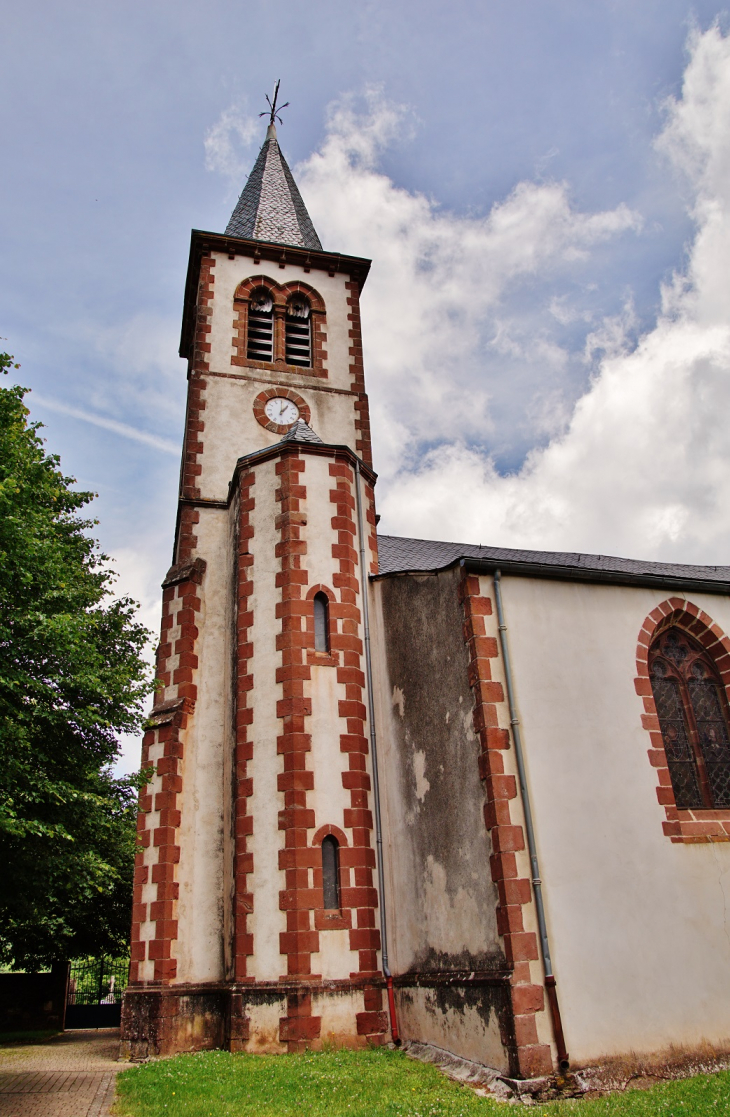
247;288;274;361
321;836;340;910
650;627;730;809
286;295;311;367
314;592;329;653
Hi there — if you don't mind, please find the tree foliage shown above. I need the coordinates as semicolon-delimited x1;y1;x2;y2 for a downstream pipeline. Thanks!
0;352;153;968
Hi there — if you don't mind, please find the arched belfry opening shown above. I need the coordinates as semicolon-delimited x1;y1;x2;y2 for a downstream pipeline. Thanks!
285;295;311;367
246;288;274;361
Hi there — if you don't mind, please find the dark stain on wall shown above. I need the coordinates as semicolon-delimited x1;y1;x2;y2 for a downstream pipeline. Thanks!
377;568;503;974
396;977;518;1074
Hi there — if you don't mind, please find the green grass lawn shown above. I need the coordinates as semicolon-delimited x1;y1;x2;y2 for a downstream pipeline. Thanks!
0;1029;60;1046
114;1047;730;1117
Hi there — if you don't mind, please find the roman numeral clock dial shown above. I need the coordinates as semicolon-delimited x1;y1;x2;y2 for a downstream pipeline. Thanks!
253;389;310;434
264;397;299;425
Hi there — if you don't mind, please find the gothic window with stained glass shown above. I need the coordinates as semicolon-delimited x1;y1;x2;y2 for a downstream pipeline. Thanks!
649;627;730;809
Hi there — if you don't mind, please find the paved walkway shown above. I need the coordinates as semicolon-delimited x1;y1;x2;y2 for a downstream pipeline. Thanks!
0;1030;123;1117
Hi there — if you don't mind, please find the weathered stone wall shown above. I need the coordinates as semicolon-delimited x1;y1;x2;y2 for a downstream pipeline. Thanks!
371;568;518;1073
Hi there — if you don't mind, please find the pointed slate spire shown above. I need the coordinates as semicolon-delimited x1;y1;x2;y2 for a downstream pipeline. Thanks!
225;124;322;250
280;419;324;444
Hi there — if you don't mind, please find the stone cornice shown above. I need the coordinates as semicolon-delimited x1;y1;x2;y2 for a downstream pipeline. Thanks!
229;439;377;495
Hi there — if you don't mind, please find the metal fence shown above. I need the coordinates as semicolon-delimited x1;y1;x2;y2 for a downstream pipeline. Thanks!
65;957;129;1028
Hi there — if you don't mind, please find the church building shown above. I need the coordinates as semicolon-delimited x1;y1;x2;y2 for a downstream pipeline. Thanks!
122;104;730;1077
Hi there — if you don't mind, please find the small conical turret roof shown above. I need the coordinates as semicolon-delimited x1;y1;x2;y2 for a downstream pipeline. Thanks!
280;419;324;444
226;124;322;250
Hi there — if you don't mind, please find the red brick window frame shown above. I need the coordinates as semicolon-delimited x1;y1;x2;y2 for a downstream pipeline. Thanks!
636;597;730;842
305;584;338;667
232;276;327;378
312;825;350;931
253;387;311;435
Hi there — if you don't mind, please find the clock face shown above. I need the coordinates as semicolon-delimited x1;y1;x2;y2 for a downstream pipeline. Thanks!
264;398;300;426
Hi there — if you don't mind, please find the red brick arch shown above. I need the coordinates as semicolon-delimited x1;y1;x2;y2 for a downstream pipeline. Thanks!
312;823;349;847
233;274;284;305
305;584;338;667
252;387;311;435
280;280;326;313
312;825;351;930
635;596;730;842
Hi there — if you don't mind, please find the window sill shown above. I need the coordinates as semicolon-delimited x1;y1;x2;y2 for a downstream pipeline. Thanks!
307;650;339;668
314;908;351;931
231;356;326;378
662;806;730;843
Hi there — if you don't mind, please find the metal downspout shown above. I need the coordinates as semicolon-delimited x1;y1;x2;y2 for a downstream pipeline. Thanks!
492;569;569;1071
354;459;400;1044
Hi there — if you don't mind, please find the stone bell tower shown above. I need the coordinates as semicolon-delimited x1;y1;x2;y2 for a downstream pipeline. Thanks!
122;106;389;1055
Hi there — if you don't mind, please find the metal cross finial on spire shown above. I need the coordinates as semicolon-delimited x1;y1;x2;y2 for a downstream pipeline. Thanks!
260;79;290;128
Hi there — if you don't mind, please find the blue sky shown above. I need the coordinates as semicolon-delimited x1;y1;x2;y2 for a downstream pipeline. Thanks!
4;2;730;769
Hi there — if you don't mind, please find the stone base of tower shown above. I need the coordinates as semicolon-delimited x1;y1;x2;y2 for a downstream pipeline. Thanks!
391;972;548;1079
121;979;389;1059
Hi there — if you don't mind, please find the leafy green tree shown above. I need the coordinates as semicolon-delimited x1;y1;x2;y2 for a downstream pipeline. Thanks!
0;351;153;969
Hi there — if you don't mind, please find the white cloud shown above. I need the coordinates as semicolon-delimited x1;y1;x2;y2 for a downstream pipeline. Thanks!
86;312;187;421
583;299;638;363
104;30;730;778
204;102;259;182
31;393;179;455
295;27;730;566
297;89;641;476
107;544;168;777
35;311;187;444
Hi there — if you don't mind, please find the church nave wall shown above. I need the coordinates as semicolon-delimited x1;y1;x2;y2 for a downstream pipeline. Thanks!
495;575;730;1062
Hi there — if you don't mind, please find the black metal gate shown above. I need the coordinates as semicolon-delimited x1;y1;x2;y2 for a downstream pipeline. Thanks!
65;957;129;1029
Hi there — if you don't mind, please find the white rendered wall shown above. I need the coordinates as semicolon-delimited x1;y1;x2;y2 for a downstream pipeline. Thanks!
174;506;234;983
200;375;357;500
304;452;363;982
244;452;367;983
194;253;359;502
489;575;730;1061
247;460;286;981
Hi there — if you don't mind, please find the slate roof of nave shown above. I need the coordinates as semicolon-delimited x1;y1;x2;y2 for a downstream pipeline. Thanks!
376;534;730;592
225;124;322;250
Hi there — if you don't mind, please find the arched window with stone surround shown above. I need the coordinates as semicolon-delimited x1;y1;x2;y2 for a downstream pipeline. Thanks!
321;836;340;910
246;287;274;361
649;626;730;809
285;293;311;367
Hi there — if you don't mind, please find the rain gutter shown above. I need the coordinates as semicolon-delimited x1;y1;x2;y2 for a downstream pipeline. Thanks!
354;460;400;1044
492;567;569;1071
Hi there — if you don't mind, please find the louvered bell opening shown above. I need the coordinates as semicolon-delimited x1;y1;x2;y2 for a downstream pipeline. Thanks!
286;297;312;367
247;288;274;361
